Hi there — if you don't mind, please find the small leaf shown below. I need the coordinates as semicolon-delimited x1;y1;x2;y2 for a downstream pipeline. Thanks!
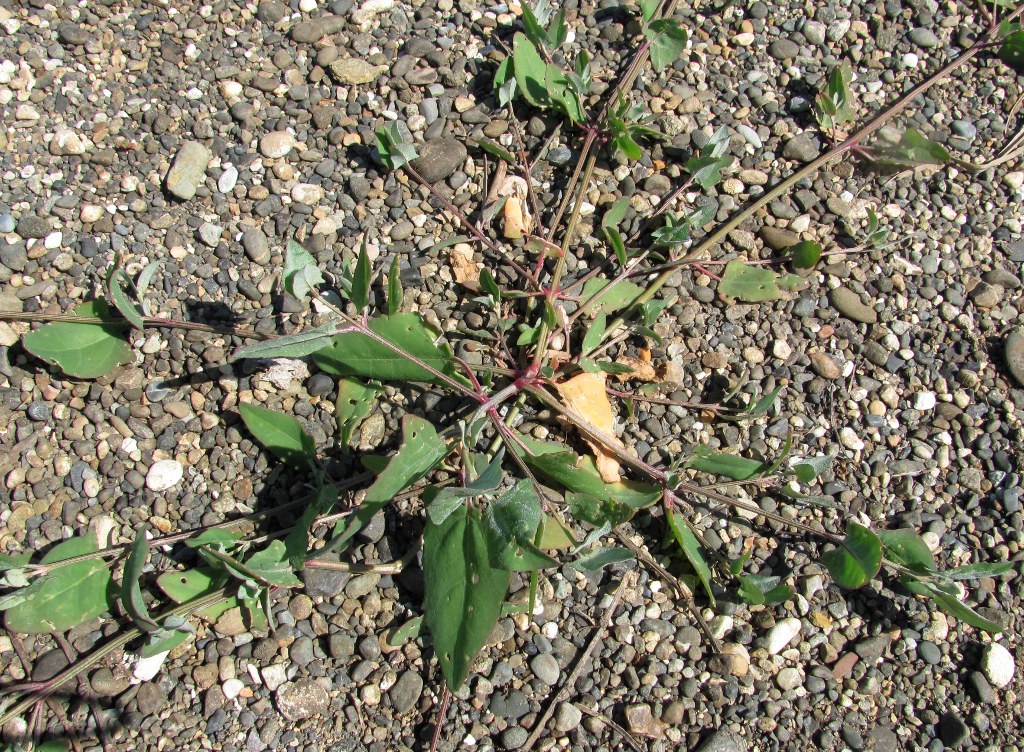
2;535;115;635
582;311;607;354
335;377;380;452
719;260;787;302
22;299;132;379
666;512;715;604
685;447;770;480
814;61;854;134
238;403;317;467
284;485;337;566
477;138;517;164
387;256;404;315
821;522;882;589
184;530;244;550
927;585;1004;632
385;615;423;647
685;154;733;190
701;126;731;159
644;19;688;72
121;532;160;633
244;541;302;587
232;323;340;361
792;455;832;483
941;561;1014;581
788;240;822;269
546;8;569;49
478;268;501;306
579;278;645;315
738;574;792;605
329;416;447;552
494;56;517;107
538;513;577;549
868;128;951;168
879;529;935;573
568;546;634;572
639;0;660;24
484;481;556;571
566;492;635;528
426;451;506;525
375;122;418;171
423;504;510;691
999;31;1024;74
108;269;146;331
513;33;549;107
311;313;462;385
350;242;371;311
283;240;324;302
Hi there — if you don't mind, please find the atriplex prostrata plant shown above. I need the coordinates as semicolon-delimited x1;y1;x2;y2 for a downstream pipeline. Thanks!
2;0;1022;735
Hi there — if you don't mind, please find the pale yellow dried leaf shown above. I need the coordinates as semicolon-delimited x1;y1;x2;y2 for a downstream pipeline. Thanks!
557;371;623;483
448;243;480;289
611;356;659;383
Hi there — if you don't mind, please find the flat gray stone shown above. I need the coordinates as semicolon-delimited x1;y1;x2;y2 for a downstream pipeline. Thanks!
389;670;423;714
1006;329;1024;387
275;679;329;721
829;286;878;324
290;15;346;42
409;137;467;183
166;142;211;200
696;728;747;752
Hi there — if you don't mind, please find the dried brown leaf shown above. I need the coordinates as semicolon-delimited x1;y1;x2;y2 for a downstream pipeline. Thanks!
557;371;624;483
611;356;659;383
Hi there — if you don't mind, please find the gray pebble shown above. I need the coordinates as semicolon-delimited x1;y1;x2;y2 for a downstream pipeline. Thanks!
829;286;878;324
530;653;560;686
409;138;467;183
908;27;941;48
389;670;423;714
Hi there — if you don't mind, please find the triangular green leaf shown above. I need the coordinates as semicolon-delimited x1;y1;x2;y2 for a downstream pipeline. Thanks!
483;481;556;571
283;240;324;301
22;299;132;379
238;403;317;467
821;522;882;589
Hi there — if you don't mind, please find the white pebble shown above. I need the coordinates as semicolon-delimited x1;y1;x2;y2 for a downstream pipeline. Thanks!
222;678;244;700
291;183;324;205
773;339;793;359
43;231;62;250
903;53;919;68
839;427;865;451
982;643;1015;689
766;617;802;655
218;165;238;193
299;0;318;10
914;391;937;410
146;459;184;492
1004;172;1024;191
80;204;105;223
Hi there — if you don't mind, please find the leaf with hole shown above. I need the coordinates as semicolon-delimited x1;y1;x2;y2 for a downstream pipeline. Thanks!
336;377;380;452
644;19;688;72
667;511;715;604
2;535;115;634
312;313;462;385
821;522;882;589
484;481;556;571
999;31;1024;74
22;299;132;379
238;403;317;467
329;416;448;553
422;504;510;691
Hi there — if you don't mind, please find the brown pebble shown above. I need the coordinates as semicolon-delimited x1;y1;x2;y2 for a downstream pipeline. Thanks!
809;351;842;380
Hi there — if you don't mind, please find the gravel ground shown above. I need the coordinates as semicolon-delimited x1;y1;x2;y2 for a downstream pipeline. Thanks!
0;0;1022;750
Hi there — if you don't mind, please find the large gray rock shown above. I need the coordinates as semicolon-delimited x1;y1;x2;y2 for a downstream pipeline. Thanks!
409;137;467;183
165;142;211;200
328;58;387;85
275;679;330;721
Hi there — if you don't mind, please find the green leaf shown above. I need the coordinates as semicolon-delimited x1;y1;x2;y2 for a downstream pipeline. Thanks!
579;278;645;315
0;552;31;571
108;269;145;331
702;126;731;159
582;311;607;353
568;546;634;572
329;416;447;553
335;377;380;452
479;268;501;306
283;240;325;302
384;615;424;647
685;447;770;480
232;323;340;361
311;313;462;385
868;128;951;168
814;61;854;133
375;122;418;171
121;533;160;633
546;64;586;123
567;492;635;528
538;513;577;549
185;530;244;550
737;574;791;605
387;256;403;316
244;541;302;588
613;130;642;161
546;9;569;49
425;451;506;525
942;561;1014;581
639;0;660;24
644;19;688;72
521;2;547;47
477;138;517;164
719;260;784;302
494;56;517;107
879;529;935;573
519;441;660;509
157;567;222;604
484;481;556;571
685;154;733;190
351;242;371;311
792;455;832;483
284;485;337;566
666;512;715;604
999;31;1024;74
602;197;629;234
22;299;132;379
2;535;114;634
788;240;822;269
927;585;1004;632
821;522;882;589
423;504;510;691
513;33;548;107
238;403;317;467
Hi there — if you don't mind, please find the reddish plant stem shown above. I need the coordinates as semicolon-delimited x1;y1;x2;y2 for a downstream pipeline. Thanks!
0;311;271;340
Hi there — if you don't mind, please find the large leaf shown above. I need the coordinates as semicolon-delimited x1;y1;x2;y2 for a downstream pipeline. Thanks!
2;535;114;634
821;522;882;589
238;403;317;467
483;481;556;571
311;313;461;385
233;323;341;361
567;492;635;528
335;378;380;452
22;299;132;379
999;31;1024;74
329;416;447;552
667;512;715;604
423;504;510;691
568;546;634;572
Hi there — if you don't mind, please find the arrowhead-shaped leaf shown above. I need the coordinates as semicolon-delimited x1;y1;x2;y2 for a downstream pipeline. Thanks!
423;504;510;691
483;481;556;571
22;299;132;379
822;522;882;589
